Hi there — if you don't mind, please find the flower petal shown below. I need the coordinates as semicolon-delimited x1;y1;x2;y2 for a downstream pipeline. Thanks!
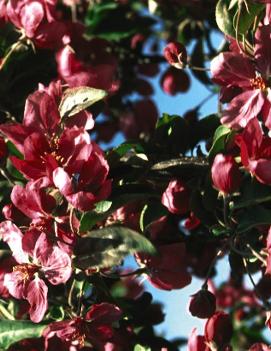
0;221;28;264
27;277;48;323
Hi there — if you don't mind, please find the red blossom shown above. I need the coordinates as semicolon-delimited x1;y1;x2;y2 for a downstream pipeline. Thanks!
163;41;187;69
136;243;191;290
235;118;271;185
0;221;72;322
211;153;241;194
211;24;271;129
161;179;190;215
204;312;233;349
43;303;122;349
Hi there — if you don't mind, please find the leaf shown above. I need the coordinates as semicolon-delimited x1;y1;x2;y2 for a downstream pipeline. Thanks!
0;320;46;350
73;226;156;270
231;179;271;209
59;86;107;118
95;200;113;214
208;125;233;160
236;206;271;233
216;0;264;38
80;192;155;231
139;201;168;232
134;345;151;351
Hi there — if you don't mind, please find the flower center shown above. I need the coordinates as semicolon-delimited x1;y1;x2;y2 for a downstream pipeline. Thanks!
71;331;86;348
250;76;266;90
13;263;38;281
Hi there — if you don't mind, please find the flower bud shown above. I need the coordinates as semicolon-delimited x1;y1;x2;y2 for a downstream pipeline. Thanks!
163;41;187;69
188;328;208;351
204;312;233;348
161;179;190;215
189;289;216;319
211;154;241;194
160;67;190;95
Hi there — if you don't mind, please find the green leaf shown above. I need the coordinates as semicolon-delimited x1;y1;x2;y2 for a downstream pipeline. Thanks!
139;201;168;232
0;320;46;350
236;206;271;233
73;226;156;270
216;0;264;38
211;225;231;236
208;125;233;160
94;200;113;214
80;192;155;231
59;86;107;118
6;141;23;159
134;345;151;351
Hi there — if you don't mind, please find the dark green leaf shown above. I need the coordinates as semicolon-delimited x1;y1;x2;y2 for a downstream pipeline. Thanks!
0;320;46;350
139;201;168;232
208;125;233;160
6;141;23;159
74;226;156;269
236;206;271;233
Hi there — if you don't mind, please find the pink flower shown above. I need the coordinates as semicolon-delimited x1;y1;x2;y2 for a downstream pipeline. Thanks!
53;142;111;211
211;153;241;194
136;243;191;290
204;312;233;349
0;221;72;322
235;118;271;185
56;41;118;92
0;86;94;155
161;179;190;215
6;0;66;48
119;100;158;139
43;303;122;349
211;24;271;129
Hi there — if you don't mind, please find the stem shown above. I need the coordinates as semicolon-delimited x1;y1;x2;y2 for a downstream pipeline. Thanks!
202;244;227;289
243;258;270;309
68;278;76;308
246;244;267;266
0;41;25;70
69;206;75;234
100;267;147;279
187;64;210;72
0;304;15;320
0;168;15;186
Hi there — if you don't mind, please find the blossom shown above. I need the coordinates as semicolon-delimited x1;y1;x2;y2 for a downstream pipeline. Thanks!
43;303;122;349
56;39;118;92
136;243;191;290
204;312;233;349
211;153;241;194
211;23;271;129
0;221;72;322
163;41;187;69
53;142;111;211
6;0;66;48
235;118;271;185
161;179;190;215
